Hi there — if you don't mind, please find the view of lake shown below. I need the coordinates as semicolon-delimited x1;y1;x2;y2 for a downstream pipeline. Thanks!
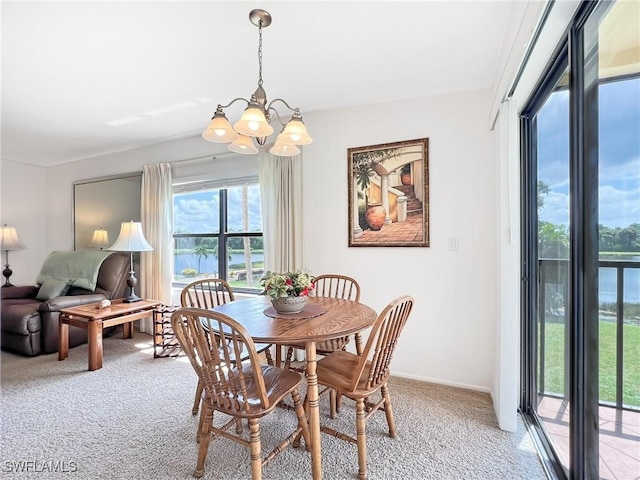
174;252;264;276
599;266;640;304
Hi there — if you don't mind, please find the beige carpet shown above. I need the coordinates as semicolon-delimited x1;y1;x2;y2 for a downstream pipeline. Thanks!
0;332;546;479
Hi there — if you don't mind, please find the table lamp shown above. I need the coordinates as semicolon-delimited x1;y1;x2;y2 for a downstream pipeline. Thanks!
88;227;110;250
108;221;153;302
1;224;26;288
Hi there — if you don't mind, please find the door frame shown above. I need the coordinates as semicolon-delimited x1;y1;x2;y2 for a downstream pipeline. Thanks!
520;1;601;478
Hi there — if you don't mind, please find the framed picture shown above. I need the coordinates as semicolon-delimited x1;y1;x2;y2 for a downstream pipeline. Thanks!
348;137;429;247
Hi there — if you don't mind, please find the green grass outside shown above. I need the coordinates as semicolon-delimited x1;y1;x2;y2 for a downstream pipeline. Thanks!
541;320;640;407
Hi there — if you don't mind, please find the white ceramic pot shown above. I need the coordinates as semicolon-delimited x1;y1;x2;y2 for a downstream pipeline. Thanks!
271;296;307;314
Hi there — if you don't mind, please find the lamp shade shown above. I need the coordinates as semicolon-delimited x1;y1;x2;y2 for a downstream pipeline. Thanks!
233;104;274;137
1;225;26;251
202;110;239;143
88;228;110;249
109;221;153;252
279;115;313;145
228;134;259;155
269;136;300;157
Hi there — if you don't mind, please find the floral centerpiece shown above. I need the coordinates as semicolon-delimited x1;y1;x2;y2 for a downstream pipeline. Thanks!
260;270;315;314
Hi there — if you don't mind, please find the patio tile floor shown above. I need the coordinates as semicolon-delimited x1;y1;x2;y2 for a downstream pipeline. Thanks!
538;396;640;480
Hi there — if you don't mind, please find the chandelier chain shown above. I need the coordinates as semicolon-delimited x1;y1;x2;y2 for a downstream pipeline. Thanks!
257;20;263;87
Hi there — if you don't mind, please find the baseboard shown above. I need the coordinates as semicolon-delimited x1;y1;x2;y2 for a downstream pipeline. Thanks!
391;371;492;394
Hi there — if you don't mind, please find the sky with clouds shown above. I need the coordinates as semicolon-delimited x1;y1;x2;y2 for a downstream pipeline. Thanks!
173;184;262;233
537;77;640;228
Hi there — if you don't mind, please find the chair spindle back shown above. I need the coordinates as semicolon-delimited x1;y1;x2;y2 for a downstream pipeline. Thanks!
181;279;235;309
351;295;414;391
172;308;270;413
312;274;361;302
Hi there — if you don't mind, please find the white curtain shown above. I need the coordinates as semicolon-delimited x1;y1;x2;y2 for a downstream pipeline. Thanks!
258;150;304;272
140;163;173;333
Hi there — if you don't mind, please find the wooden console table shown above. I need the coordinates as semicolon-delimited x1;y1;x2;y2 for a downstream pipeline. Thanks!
58;299;160;371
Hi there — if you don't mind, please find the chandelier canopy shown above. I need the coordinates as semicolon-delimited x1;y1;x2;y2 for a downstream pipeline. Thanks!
202;9;313;157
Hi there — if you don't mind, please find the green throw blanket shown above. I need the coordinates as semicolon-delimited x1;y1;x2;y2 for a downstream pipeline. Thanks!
37;251;113;291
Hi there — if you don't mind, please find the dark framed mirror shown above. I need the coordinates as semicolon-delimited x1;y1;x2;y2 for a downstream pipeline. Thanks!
73;173;142;251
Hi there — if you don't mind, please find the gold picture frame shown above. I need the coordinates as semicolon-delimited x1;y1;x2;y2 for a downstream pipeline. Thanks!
348;137;429;247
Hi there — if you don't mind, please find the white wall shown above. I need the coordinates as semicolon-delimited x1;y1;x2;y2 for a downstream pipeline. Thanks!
302;89;498;391
0;160;47;285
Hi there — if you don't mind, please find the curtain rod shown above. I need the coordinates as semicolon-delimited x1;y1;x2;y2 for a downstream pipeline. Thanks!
170;151;235;165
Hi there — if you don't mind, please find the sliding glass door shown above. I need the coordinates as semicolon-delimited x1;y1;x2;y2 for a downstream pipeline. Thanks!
521;1;639;478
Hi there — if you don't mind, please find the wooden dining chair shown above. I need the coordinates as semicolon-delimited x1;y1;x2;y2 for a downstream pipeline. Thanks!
171;307;310;479
281;274;363;416
181;278;273;415
314;295;414;480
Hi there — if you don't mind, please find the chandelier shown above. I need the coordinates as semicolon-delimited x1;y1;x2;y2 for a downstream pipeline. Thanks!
202;9;313;157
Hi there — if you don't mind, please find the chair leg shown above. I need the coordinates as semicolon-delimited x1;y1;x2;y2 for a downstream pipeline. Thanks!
192;379;204;415
194;405;214;478
355;398;368;480
329;389;337;419
381;383;396;438
291;389;311;450
196;407;206;443
235;417;244;434
248;418;262;480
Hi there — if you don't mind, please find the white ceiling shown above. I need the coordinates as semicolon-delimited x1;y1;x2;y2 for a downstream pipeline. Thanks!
1;1;516;167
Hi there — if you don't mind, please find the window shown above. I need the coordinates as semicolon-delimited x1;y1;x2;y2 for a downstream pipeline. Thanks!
173;182;263;293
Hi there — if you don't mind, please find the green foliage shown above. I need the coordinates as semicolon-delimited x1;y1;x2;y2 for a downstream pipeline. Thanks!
599;223;640;252
600;302;640;319
227;236;264;250
192;243;209;274
538;221;569;259
259;270;315;299
537;180;550;211
352;147;405;191
181;269;197;277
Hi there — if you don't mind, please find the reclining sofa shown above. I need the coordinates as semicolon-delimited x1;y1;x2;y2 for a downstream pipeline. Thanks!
1;251;130;356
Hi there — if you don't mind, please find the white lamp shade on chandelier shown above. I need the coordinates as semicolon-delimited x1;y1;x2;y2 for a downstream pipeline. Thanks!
202;110;239;143
228;134;259;155
201;9;312;157
270;136;300;157
279;114;313;145
233;104;274;138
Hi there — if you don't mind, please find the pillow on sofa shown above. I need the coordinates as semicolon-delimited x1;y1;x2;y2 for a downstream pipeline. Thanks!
36;279;72;301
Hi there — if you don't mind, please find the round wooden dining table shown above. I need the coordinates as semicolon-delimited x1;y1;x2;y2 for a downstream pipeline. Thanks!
213;294;377;480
